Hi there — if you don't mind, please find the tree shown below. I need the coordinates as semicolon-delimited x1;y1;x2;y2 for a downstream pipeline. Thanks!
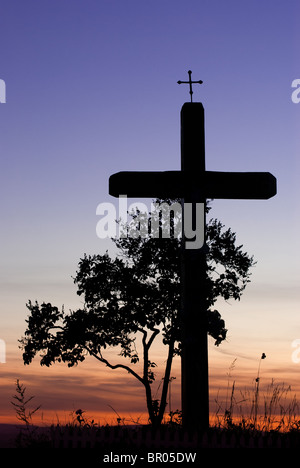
20;200;255;427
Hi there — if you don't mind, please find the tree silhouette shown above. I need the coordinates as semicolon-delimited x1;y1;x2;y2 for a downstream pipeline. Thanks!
20;200;255;427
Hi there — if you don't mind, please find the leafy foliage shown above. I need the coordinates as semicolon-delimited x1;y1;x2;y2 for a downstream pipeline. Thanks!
20;200;255;425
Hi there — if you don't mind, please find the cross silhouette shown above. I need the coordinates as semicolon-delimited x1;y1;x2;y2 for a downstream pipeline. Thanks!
109;77;276;431
177;70;203;102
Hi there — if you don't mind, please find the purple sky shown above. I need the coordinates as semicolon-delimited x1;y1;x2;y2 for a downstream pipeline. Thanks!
0;0;299;422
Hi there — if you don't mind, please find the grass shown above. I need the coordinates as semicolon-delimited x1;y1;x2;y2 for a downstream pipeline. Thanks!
10;355;300;449
213;354;300;433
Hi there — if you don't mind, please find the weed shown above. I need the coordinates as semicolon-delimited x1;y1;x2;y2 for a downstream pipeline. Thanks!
213;355;300;433
11;379;50;447
11;379;41;425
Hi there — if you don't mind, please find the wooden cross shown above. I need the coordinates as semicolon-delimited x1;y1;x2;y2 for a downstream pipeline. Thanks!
108;81;276;431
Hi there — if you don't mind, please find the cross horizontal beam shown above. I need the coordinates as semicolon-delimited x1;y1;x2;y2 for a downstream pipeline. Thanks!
109;170;277;200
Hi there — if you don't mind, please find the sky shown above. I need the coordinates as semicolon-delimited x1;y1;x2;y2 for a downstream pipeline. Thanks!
0;0;299;425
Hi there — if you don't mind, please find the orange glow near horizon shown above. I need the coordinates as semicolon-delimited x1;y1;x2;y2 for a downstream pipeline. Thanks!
2;333;300;429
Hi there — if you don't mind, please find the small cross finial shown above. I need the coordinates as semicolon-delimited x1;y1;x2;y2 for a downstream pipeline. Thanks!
177;70;203;102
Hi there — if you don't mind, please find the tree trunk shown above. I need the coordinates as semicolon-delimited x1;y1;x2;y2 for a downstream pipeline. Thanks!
144;378;156;424
143;338;175;428
157;338;175;425
142;329;156;425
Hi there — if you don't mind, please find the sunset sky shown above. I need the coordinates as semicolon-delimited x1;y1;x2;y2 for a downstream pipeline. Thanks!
0;0;299;425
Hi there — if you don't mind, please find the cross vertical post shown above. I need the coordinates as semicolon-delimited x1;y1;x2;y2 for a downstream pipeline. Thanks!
180;102;209;431
108;73;276;433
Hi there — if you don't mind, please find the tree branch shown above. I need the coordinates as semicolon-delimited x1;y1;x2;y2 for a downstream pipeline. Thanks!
87;348;144;385
147;328;160;350
137;327;160;350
